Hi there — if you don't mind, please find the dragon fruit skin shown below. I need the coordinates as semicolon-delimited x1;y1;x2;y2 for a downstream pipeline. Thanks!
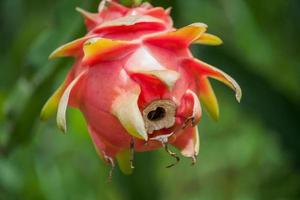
41;0;241;174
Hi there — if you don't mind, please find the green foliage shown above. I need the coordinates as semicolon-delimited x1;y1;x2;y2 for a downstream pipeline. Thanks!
120;0;144;6
0;0;300;199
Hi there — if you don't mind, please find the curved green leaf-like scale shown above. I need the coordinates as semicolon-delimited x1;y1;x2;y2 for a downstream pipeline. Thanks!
56;70;88;133
40;81;66;121
116;149;133;175
194;33;223;46
197;77;219;121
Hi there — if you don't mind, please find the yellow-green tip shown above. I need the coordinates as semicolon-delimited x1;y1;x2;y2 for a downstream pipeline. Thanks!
116;149;134;175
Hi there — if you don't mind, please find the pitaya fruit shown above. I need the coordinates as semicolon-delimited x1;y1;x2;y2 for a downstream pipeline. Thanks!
41;0;241;175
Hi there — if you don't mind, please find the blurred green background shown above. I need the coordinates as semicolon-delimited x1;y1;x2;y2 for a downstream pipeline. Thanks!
1;0;300;199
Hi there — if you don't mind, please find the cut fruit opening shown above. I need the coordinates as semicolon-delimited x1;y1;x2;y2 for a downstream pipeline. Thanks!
147;107;166;121
142;99;176;134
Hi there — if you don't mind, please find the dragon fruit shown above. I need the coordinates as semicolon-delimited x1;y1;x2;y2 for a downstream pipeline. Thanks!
41;0;241;175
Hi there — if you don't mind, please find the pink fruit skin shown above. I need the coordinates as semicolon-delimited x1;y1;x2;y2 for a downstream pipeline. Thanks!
42;0;241;173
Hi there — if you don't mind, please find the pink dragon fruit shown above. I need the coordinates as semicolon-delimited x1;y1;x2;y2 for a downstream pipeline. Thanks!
41;0;241;174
